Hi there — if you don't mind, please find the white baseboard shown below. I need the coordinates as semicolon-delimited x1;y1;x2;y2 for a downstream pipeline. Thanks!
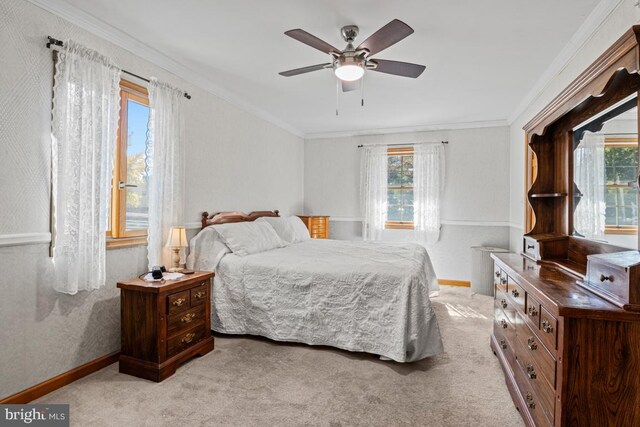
0;233;51;247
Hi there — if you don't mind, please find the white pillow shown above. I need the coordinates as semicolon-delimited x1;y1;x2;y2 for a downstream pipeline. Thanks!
257;216;310;244
212;221;285;256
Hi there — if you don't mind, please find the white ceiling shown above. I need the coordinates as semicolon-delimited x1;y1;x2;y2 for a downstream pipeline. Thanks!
58;0;601;137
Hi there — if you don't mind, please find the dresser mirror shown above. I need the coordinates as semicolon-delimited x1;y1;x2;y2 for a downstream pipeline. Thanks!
572;94;639;250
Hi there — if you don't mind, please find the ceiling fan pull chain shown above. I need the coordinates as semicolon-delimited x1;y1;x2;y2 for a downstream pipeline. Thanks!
336;78;340;116
361;73;365;107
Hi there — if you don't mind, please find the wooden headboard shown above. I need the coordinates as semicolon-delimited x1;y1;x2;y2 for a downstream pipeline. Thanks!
201;210;280;229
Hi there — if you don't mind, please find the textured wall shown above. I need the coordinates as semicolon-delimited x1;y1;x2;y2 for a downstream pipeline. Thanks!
304;127;511;281
508;0;640;249
0;0;303;400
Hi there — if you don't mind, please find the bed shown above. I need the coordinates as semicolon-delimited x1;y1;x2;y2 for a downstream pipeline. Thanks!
186;210;443;362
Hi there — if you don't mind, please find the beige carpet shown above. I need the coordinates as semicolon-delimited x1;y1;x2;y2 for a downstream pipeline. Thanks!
38;286;523;426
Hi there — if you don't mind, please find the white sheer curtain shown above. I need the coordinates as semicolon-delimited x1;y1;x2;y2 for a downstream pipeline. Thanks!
147;78;185;269
360;146;388;241
574;132;606;240
413;143;445;244
51;40;121;294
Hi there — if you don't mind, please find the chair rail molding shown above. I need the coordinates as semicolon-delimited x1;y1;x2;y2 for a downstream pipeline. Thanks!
0;233;51;248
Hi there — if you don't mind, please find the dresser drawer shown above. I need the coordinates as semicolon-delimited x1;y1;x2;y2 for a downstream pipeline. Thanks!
525;293;542;329
523;236;540;261
190;282;209;306
539;306;558;351
513;354;554;427
168;304;206;337
515;313;556;389
167;324;207;358
507;279;525;312
168;290;190;314
494;307;516;350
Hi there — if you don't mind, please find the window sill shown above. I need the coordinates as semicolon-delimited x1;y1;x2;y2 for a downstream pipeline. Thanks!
106;236;147;249
385;222;415;230
605;227;638;236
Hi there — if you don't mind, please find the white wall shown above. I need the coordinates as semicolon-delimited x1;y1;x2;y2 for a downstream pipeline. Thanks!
508;0;640;250
304;126;511;281
0;0;303;400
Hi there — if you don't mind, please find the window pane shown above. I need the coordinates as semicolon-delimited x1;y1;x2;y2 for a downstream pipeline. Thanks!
388;155;402;187
388;189;402;221
125;100;150;231
605;187;638;227
402;155;414;186
604;145;638;228
402;189;414;222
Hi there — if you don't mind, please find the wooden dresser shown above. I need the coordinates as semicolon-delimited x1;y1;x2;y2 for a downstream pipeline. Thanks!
117;271;215;382
297;215;329;239
491;253;640;426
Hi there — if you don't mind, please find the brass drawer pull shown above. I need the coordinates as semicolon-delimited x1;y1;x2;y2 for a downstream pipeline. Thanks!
194;291;206;299
528;306;538;317
527;337;537;351
511;289;520;298
600;274;613;282
495;271;501;278
181;313;196;323
500;319;508;329
501;278;507;285
525;393;536;409
527;244;535;250
499;339;507;349
181;332;195;344
542;320;554;334
526;364;537;379
501;299;508;309
172;297;186;307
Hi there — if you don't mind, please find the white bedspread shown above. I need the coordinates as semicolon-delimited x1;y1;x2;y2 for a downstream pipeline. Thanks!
190;235;443;362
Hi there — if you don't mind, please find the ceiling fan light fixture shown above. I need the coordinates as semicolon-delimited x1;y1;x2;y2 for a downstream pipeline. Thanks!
334;64;365;81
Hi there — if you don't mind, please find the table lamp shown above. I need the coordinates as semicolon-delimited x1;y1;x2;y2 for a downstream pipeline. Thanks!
165;226;188;272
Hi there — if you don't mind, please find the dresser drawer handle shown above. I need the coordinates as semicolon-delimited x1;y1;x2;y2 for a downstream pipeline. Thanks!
181;332;196;344
600;274;613;282
193;291;206;299
528;306;538;317
181;313;196;323
172;297;186;307
511;289;520;298
499;339;507;349
527;244;535;250
525;393;536;409
501;278;507;285
527;337;537;351
500;319;508;329
526;364;537;379
542;320;554;334
500;299;508;309
495;271;501;278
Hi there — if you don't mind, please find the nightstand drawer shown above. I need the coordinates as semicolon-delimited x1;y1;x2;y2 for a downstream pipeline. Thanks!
168;304;206;336
167;324;207;357
190;282;209;306
168;290;190;314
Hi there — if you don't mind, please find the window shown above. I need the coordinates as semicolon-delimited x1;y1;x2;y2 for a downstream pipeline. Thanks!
107;80;150;246
386;147;414;229
604;137;638;235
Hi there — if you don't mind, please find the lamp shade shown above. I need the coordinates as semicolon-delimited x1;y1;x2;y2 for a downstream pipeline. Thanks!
165;226;188;248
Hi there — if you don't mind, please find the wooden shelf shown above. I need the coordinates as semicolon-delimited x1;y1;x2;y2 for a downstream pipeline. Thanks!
530;193;567;198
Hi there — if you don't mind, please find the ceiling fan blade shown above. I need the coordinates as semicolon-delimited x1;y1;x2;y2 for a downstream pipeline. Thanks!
284;29;342;55
356;19;414;57
279;63;332;77
341;80;360;92
369;59;425;78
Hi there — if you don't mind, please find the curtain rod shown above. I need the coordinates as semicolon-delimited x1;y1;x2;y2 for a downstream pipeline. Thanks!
46;36;192;100
357;141;448;148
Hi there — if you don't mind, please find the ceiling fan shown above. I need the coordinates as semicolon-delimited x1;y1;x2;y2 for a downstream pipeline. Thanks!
279;19;426;93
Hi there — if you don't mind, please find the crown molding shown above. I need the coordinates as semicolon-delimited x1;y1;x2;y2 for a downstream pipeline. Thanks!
304;120;509;140
507;0;625;125
27;0;305;139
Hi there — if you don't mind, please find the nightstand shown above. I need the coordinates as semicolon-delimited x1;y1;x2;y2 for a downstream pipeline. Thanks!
297;215;330;239
117;271;215;382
